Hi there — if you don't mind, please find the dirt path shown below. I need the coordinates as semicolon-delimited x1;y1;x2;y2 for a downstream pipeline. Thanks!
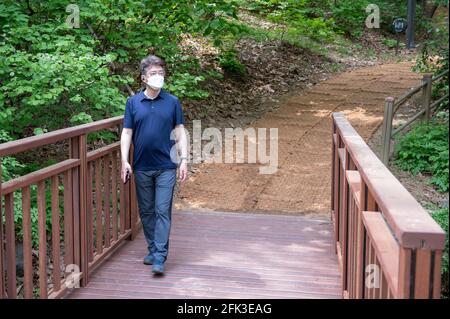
174;62;421;215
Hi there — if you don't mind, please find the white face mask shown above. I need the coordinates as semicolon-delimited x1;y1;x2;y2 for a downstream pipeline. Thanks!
146;74;164;89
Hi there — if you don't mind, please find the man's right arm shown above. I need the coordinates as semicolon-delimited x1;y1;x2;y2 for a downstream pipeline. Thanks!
121;97;134;183
120;128;133;182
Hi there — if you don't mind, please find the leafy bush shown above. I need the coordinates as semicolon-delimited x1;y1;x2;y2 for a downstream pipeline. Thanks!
241;0;337;42
395;121;449;192
331;0;370;38
165;73;209;99
0;0;242;141
382;38;405;49
432;49;449;111
432;207;449;298
218;49;246;75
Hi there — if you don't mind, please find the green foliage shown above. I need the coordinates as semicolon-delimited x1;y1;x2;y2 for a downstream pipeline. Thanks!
432;49;449;111
165;73;209;99
238;0;337;43
0;129;24;182
431;207;449;298
1;0;246;251
218;49;246;75
414;46;448;111
395;120;449;192
236;0;439;42
331;0;370;38
0;0;242;141
0;2;125;139
381;38;405;49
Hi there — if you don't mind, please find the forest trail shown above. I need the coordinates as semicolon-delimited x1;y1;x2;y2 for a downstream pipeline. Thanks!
175;62;422;215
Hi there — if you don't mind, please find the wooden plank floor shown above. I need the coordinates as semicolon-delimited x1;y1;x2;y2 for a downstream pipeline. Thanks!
67;210;342;299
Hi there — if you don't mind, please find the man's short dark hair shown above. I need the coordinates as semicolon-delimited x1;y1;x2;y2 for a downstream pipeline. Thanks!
140;55;166;76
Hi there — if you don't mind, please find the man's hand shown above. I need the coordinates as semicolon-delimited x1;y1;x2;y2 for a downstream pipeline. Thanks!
121;161;132;183
179;161;188;182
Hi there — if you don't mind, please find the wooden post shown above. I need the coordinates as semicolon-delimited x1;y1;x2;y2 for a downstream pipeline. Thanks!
397;247;412;298
432;250;443;299
127;143;137;240
333;132;340;253
422;73;433;121
69;137;79;273
381;97;395;165
0;162;4;298
341;149;350;295
69;135;88;287
331;119;336;223
79;134;88;286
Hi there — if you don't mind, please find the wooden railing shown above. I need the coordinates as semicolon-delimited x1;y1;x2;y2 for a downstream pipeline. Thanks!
332;112;445;299
0;116;140;299
381;70;449;164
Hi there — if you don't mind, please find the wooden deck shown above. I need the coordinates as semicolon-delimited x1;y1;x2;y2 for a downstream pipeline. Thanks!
67;210;341;299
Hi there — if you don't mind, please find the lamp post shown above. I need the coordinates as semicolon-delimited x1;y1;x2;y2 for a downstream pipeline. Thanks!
406;0;416;49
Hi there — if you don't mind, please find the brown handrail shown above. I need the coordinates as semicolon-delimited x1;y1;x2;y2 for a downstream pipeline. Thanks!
0;115;140;299
0;116;123;157
432;69;449;82
381;70;449;164
332;112;445;299
393;82;426;112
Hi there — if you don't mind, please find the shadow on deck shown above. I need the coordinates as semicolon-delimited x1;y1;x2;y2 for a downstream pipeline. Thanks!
67;210;341;299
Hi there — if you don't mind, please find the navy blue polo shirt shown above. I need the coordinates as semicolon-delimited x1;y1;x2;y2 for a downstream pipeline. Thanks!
123;89;185;171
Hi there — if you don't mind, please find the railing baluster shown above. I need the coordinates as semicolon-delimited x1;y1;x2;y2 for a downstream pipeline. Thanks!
341;149;349;295
37;180;47;299
332;133;339;250
432;251;443;299
0;164;4;298
355;180;366;299
349;197;355;298
119;173;125;235
331;122;336;221
128;144;139;239
63;170;74;271
111;151;118;242
381;271;388;298
21;186;33;299
364;235;370;298
86;162;93;262
69;137;81;270
95;158;103;255
130;172;138;239
398;247;412;298
414;249;432;298
51;175;61;292
4;193;16;299
368;239;374;299
78;134;88;286
373;255;380;298
104;154;111;248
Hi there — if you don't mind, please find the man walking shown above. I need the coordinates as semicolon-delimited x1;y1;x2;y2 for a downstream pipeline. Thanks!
120;55;188;275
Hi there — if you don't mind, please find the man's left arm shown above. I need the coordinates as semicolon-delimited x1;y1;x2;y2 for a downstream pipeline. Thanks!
175;124;188;182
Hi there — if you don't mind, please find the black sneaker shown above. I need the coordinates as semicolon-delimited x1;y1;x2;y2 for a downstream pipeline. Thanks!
152;263;165;275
